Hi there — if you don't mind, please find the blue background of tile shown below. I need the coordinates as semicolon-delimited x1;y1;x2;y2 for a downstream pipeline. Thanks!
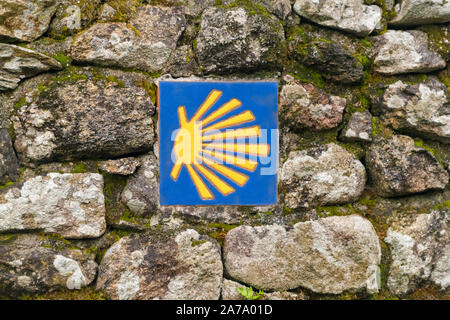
159;81;278;205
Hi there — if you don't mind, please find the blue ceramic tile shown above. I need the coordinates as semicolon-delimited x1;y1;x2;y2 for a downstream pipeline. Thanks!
159;81;278;205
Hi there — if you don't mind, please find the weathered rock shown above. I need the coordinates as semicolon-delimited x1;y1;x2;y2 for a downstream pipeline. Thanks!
221;279;307;300
385;209;449;295
280;143;366;209
0;0;58;42
0;128;19;185
49;0;102;38
99;157;141;176
71;5;186;73
279;75;346;131
366;135;449;197
340;111;373;143
288;32;364;84
373;30;446;75
390;0;450;26
13;68;155;164
223;0;292;19
164;45;199;78
377;78;449;144
121;153;158;217
98;3;117;21
97;229;223;300
0;43;62;91
175;0;215;17
0;234;98;297
224;215;381;294
0;173;106;239
195;6;285;74
293;0;382;36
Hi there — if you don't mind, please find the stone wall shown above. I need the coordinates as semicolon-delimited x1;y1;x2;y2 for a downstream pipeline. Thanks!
0;0;449;300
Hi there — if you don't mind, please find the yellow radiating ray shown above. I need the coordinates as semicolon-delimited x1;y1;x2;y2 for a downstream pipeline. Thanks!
201;110;255;133
200;99;242;127
186;164;214;200
192;90;222;122
200;156;249;187
178;106;188;126
170;161;183;181
202;142;270;157
201;149;258;172
194;164;235;196
202;125;260;141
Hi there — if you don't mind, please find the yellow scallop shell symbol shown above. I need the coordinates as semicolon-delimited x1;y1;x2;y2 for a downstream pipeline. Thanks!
170;89;270;200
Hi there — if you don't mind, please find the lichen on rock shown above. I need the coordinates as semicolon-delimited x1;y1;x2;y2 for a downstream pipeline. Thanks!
71;5;186;74
224;215;381;294
96;229;223;300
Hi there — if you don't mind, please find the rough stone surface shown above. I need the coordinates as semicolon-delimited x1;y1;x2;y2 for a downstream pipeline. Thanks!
49;0;102;38
340;111;373;143
164;45;199;78
0;128;19;185
385;209;449;295
280;143;366;209
221;279;306;300
98;157;141;176
0;43;62;91
175;0;215;17
71;5;186;73
377;78;449;144
0;173;106;239
97;229;223;300
293;0;382;36
288;30;364;83
13;69;155;164
390;0;450;26
224;215;381;294
0;0;58;42
366;135;449;197
373;30;446;75
0;234;98;297
195;6;285;74
121;153;158;217
279;75;346;131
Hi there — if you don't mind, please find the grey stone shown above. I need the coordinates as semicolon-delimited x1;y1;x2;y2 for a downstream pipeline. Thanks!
176;0;215;17
164;45;199;78
97;229;223;300
340;111;373;143
385;209;449;295
378;78;449;144
224;215;381;294
121;153;158;217
195;6;285;74
13;68;155;164
98;157;141;176
0;234;98;297
71;5;186;73
293;0;382;36
49;0;102;38
280;143;366;209
0;173;106;239
279;75;346;131
373;30;446;75
0;0;58;42
0;43;62;91
366;135;449;197
390;0;450;26
0;128;19;185
288;30;364;84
